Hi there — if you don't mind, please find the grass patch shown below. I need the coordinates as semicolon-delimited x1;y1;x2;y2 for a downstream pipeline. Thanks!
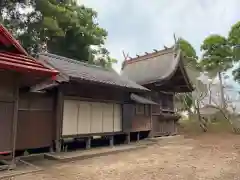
179;118;233;135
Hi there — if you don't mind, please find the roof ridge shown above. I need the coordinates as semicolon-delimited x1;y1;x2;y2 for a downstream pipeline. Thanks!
122;47;175;68
39;52;115;73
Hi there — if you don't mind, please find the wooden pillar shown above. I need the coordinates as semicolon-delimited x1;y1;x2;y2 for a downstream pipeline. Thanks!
55;87;64;152
11;75;19;167
149;105;154;138
86;137;91;149
125;132;130;144
175;120;178;135
136;132;140;142
109;136;114;147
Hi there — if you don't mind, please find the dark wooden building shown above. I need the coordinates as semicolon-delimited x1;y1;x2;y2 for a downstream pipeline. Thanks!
122;47;194;137
37;53;150;151
0;25;58;163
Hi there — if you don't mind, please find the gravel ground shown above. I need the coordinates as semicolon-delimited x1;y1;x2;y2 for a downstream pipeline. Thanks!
6;134;240;180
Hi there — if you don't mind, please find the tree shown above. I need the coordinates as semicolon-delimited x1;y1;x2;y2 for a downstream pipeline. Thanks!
175;38;200;115
228;21;240;83
177;38;198;66
1;0;116;68
200;35;232;108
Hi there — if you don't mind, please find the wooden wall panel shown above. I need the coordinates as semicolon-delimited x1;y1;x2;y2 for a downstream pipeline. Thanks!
78;102;91;134
0;102;14;153
17;111;53;149
102;103;114;132
113;104;122;132
131;115;151;132
91;103;103;133
62;99;123;135
122;104;135;132
62;100;78;136
17;93;55;150
0;71;15;101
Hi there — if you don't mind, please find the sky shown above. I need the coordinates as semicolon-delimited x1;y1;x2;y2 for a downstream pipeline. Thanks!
80;0;240;73
79;0;240;111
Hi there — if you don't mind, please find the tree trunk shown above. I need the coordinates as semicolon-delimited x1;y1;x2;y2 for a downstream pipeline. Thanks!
195;100;207;132
208;83;212;104
218;72;225;109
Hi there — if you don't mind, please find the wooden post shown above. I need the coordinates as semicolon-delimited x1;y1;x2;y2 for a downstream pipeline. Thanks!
149;105;153;138
86;137;91;149
109;136;114;147
125;132;130;144
55;87;64;152
11;75;19;167
136;132;140;142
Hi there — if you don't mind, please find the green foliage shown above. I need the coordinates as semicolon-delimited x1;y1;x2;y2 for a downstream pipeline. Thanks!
200;35;233;75
175;38;200;113
178;38;198;62
228;21;240;82
1;0;116;68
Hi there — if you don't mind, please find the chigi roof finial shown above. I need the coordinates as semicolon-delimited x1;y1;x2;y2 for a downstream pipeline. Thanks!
173;33;180;51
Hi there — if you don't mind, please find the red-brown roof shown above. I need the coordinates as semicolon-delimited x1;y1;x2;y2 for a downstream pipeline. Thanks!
0;24;58;76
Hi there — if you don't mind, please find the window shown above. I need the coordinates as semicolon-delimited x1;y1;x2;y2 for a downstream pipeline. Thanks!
135;104;149;116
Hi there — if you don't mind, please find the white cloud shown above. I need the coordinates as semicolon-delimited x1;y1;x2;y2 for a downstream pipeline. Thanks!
79;0;240;110
80;0;240;72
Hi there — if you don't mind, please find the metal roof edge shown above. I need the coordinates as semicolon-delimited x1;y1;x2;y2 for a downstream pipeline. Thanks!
0;25;28;56
37;54;70;82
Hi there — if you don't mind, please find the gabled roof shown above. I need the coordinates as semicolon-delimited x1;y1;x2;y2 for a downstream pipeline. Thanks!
121;47;193;91
0;25;58;76
38;52;149;92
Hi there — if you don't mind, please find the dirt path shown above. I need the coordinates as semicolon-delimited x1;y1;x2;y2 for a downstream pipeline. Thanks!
6;134;240;180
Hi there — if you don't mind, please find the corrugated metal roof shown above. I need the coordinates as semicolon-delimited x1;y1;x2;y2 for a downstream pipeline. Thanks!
0;25;58;76
38;53;149;91
122;48;180;85
130;93;157;105
0;52;58;76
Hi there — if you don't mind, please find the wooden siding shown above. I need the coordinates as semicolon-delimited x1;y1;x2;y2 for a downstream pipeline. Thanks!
0;102;14;153
0;71;15;101
151;115;177;136
0;71;16;154
16;92;54;150
150;91;174;112
122;104;135;132
62;82;128;102
131;115;151;132
122;104;151;132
